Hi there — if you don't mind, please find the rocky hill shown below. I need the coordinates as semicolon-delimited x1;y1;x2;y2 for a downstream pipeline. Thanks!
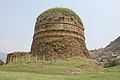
91;36;120;59
104;36;120;54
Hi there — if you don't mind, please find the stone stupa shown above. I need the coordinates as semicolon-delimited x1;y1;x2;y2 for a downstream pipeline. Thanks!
31;8;90;60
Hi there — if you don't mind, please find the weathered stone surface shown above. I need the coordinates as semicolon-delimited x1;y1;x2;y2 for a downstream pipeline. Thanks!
31;8;90;60
6;52;30;64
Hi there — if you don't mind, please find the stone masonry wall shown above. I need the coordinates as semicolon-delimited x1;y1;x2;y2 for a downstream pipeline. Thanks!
31;8;90;60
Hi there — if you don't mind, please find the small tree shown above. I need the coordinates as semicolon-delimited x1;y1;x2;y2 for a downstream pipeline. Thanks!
0;60;4;65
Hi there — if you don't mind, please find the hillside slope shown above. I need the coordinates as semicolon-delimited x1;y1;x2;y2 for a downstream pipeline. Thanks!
91;36;120;58
0;57;101;75
0;57;120;80
104;36;120;54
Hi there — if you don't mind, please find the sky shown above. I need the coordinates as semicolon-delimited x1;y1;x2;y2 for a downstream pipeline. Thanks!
0;0;120;53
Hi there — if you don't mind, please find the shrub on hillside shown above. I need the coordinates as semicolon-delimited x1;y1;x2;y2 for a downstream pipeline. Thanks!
104;59;119;68
0;60;4;65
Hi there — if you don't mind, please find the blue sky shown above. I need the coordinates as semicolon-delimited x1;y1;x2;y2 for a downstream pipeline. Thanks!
0;0;120;53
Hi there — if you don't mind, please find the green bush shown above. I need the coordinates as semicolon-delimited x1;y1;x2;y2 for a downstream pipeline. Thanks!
0;60;4;65
104;60;119;68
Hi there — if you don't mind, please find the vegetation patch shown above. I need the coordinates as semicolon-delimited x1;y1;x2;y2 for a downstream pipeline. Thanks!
0;60;4;65
0;58;120;80
37;7;83;25
104;59;120;68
